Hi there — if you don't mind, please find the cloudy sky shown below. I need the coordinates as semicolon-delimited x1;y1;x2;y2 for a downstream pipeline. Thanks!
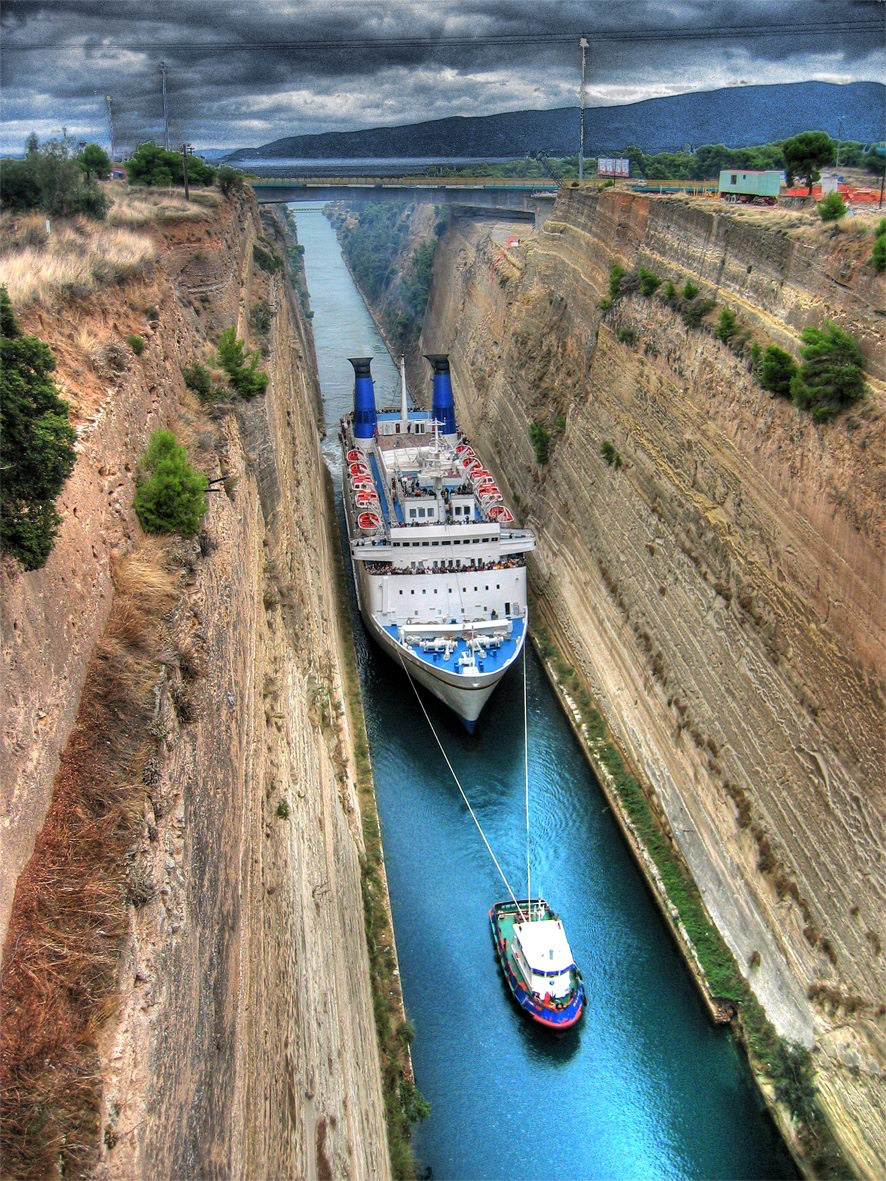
1;0;883;153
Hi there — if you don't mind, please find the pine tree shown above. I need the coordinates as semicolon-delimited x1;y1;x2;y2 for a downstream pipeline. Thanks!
0;287;77;569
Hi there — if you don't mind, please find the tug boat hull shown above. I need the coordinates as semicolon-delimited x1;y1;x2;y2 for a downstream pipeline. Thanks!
489;899;584;1031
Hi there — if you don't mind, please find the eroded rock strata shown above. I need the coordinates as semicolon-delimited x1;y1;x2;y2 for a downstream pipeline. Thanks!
1;196;389;1176
417;191;885;1177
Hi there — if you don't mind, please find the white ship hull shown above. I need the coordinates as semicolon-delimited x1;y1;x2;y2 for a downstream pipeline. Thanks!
349;556;523;727
340;353;535;729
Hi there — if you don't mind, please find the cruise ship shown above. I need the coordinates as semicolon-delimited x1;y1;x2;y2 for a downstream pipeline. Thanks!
339;354;535;729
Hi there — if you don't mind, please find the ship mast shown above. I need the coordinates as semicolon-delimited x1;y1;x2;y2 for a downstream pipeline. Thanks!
399;353;409;431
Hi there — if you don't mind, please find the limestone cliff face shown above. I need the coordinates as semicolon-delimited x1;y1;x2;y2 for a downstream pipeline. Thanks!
419;191;885;1176
2;198;389;1176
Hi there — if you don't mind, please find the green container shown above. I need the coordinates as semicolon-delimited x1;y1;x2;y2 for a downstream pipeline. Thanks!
718;170;783;198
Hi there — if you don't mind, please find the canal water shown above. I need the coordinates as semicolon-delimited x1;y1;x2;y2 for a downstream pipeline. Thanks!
294;204;796;1181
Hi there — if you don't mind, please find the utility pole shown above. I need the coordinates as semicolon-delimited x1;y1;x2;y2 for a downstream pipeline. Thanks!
181;143;191;200
578;35;589;182
106;95;115;162
159;61;170;151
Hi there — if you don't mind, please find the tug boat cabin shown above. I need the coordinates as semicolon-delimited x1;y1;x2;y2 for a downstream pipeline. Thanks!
490;898;584;1030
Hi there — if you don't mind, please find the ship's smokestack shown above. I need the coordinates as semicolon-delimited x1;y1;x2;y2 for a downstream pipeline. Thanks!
424;353;456;437
349;357;377;439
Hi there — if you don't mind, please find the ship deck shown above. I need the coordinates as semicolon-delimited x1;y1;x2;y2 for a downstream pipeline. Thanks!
383;616;524;676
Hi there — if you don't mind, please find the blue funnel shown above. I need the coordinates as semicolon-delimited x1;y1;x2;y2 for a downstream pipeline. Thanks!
349;357;377;439
425;354;457;436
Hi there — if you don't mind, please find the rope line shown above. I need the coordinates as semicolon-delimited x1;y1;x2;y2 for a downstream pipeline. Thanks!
398;650;527;922
524;637;531;915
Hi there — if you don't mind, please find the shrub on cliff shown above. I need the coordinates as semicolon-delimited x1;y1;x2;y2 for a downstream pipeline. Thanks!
529;421;551;464
789;321;866;422
608;264;626;300
759;346;797;398
681;297;716;329
127;141;216;188
873;219;885;273
134;429;208;536
715;308;738;342
216;165;244;196
216;328;269;399
0;286;77;570
817;191;847;222
638;268;661;296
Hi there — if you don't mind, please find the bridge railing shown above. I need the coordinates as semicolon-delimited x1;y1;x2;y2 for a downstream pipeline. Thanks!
248;175;560;191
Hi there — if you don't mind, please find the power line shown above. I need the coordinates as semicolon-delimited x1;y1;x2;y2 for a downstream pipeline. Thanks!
2;20;882;52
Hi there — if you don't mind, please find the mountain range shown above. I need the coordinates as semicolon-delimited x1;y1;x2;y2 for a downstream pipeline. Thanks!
227;81;884;161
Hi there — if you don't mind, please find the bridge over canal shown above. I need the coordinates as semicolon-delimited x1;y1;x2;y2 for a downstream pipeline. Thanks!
249;176;559;223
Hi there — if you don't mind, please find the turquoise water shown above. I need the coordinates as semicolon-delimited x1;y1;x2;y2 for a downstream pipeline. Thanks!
295;204;797;1181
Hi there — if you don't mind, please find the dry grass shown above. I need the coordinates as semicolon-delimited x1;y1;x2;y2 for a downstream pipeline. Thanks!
107;186;217;227
0;219;156;307
0;539;178;1179
0;210;50;250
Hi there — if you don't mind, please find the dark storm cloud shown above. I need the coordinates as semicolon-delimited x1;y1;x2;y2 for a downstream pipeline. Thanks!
1;0;883;151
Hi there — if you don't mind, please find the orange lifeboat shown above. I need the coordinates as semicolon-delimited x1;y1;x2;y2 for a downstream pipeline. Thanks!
356;490;379;505
462;456;481;471
456;444;474;457
349;462;370;478
471;468;492;481
347;449;366;463
488;505;513;523
357;511;381;530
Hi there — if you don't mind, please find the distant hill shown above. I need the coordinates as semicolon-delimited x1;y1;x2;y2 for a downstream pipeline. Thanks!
227;81;884;161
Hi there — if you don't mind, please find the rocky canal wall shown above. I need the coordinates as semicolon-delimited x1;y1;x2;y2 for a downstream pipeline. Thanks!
416;190;885;1177
1;194;390;1176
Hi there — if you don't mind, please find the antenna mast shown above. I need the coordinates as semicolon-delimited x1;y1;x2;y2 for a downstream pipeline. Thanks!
159;61;170;150
579;35;589;182
105;95;115;162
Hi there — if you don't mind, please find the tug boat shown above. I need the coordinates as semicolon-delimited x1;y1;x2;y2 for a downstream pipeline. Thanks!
489;898;584;1030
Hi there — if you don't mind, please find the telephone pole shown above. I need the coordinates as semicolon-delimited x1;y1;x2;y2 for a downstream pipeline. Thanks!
105;95;115;162
579;35;589;182
159;61;170;150
181;143;191;200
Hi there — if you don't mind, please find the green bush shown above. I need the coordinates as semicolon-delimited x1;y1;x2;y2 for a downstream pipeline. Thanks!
216;166;244;196
249;299;272;335
617;327;636;345
608;264;626;300
253;243;282;274
790;321;867;422
0;287;77;570
681;297;716;329
600;440;622;468
759;345;797;398
78;144;110;182
638;268;661;296
216;327;268;399
529;421;551;464
182;361;211;398
873;220;886;273
127;141;216;188
133;429;208;535
817;191;847;222
661;280;678;304
276;799;290;819
0;138;108;218
715;308;738;342
683;280;699;301
128;334;145;355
